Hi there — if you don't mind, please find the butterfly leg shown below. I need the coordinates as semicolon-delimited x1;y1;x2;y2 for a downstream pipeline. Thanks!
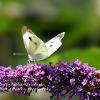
33;60;38;64
27;55;38;64
27;55;33;64
27;58;37;64
27;59;31;65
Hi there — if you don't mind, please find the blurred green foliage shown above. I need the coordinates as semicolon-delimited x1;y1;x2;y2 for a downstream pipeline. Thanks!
0;0;100;99
42;47;100;69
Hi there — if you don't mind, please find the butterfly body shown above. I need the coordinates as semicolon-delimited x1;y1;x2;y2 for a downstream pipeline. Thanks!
22;26;65;62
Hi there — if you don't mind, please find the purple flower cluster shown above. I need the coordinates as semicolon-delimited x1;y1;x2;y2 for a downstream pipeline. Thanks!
0;59;100;100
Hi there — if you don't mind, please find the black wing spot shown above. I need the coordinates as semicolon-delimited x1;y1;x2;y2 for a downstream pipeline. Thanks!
49;45;52;47
29;37;32;41
51;41;54;43
34;42;37;45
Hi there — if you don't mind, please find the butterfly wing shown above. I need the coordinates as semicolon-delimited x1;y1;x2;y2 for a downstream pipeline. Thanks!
45;32;65;56
22;26;49;61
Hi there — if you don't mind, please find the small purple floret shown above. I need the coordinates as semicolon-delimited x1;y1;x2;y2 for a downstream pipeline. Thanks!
70;78;75;86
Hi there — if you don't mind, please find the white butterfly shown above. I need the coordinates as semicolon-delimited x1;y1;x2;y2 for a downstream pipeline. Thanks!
21;26;65;62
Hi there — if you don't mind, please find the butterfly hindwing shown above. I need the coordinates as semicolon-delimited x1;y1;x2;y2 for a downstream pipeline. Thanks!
45;32;65;56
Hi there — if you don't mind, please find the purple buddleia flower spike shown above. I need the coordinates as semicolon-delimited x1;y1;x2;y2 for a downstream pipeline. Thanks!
0;59;99;100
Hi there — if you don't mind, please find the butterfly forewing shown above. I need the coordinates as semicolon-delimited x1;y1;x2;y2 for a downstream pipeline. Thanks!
22;27;49;61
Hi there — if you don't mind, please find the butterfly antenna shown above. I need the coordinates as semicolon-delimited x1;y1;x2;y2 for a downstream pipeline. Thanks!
13;53;27;56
